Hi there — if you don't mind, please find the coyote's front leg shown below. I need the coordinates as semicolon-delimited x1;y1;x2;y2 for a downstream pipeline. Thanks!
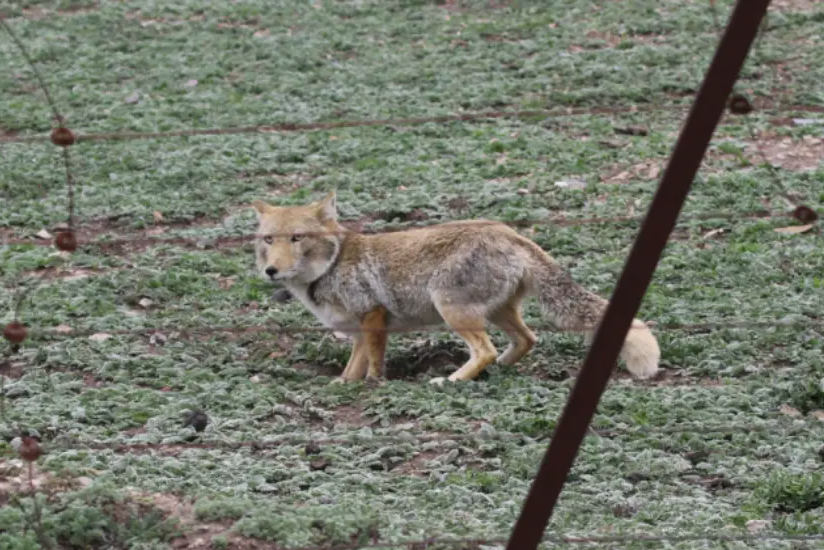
335;306;388;382
337;336;367;381
362;306;388;379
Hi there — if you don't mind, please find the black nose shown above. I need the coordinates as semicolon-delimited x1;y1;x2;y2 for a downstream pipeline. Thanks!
265;266;278;278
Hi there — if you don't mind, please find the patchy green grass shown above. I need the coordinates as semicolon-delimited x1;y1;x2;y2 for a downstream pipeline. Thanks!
2;0;824;548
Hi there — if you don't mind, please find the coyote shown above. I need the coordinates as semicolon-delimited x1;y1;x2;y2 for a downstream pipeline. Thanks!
252;192;660;385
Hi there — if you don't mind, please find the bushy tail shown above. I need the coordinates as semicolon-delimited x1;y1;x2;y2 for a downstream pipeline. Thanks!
527;247;660;379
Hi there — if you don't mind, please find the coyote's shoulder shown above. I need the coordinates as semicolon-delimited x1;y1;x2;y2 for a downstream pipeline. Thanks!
252;192;660;385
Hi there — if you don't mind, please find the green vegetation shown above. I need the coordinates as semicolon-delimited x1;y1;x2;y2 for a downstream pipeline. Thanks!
1;0;824;548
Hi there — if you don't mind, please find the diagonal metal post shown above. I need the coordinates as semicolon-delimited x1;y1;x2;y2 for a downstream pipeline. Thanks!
505;1;773;548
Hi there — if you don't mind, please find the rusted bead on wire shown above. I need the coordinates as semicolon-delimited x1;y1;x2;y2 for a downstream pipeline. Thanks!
792;205;818;224
54;230;78;252
728;93;753;115
3;322;27;345
183;410;209;432
18;435;43;462
50;127;75;146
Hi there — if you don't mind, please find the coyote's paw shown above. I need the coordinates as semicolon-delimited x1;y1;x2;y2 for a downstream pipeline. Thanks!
330;377;349;385
496;345;518;366
429;377;448;387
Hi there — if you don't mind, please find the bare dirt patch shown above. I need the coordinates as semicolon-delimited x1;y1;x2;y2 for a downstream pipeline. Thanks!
438;0;512;13
122;490;270;550
124;12;206;28
702;146;747;174
771;0;820;12
385;339;469;380
0;213;229;256
0;359;25;380
361;207;431;226
19;3;99;19
331;403;372;427
288;361;345;379
446;196;471;214
392;450;443;477
600;160;663;185
17;265;125;282
746;134;824;171
568;30;671;52
82;373;107;388
0;460;91;504
77;211;220;236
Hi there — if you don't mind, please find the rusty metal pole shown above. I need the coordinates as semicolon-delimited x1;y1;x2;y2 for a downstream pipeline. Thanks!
504;1;773;548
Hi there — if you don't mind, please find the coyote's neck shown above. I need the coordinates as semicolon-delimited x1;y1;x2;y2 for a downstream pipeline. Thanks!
288;227;349;304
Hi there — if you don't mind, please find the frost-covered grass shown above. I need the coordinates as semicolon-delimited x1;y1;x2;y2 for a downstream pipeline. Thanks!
2;0;824;548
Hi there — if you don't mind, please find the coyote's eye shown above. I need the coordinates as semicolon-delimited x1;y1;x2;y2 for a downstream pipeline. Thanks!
290;233;303;243
263;236;274;244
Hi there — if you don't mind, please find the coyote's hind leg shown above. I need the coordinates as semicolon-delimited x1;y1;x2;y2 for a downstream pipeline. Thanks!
429;303;498;385
489;298;537;366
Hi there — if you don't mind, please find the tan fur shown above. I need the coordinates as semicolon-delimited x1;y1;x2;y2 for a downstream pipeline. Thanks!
252;191;660;384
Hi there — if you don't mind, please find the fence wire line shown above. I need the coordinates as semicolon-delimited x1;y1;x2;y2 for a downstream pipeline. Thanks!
196;532;824;550
0;106;681;144
224;532;824;550
0;18;63;125
2;5;824;550
33;420;820;455
9;318;824;343
1;206;818;251
0;17;77;229
0;103;822;146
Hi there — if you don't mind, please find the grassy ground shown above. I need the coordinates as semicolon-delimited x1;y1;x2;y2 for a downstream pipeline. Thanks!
2;0;824;548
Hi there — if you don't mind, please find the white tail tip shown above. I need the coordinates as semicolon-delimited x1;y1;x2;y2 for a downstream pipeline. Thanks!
620;319;661;379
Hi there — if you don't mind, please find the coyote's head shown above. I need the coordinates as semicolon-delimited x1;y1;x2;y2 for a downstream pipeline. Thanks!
251;191;343;285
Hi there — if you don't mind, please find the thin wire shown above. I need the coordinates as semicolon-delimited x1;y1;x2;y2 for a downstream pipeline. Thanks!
11;271;50;321
61;147;77;228
707;0;796;210
0;105;684;144
67;531;824;549
1;207;812;251
740;12;800;209
17;318;824;343
1;103;822;145
0;19;64;125
44;419;820;454
1;18;78;228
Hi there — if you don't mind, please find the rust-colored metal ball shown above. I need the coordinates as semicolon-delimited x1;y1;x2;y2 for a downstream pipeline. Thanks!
54;230;78;252
183;410;209;433
792;205;818;224
50;127;75;147
18;435;43;462
3;322;27;344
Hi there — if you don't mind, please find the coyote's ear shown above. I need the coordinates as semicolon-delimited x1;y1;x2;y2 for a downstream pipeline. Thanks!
315;190;337;222
251;200;271;219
